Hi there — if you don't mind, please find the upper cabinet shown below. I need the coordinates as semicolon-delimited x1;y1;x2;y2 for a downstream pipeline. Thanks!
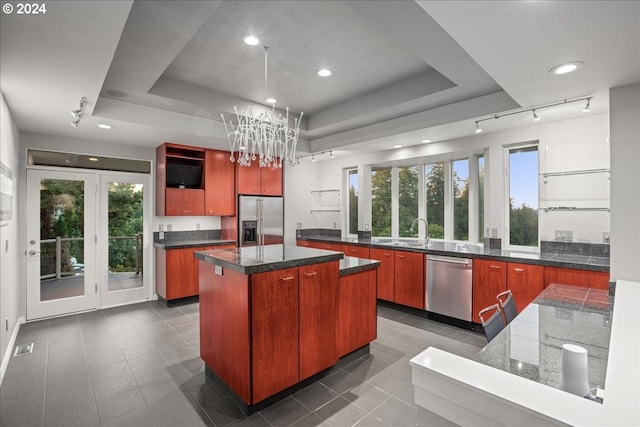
205;149;236;216
237;161;283;196
156;143;235;216
156;143;205;216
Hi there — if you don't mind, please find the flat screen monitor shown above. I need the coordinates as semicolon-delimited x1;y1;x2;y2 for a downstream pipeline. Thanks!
166;163;203;189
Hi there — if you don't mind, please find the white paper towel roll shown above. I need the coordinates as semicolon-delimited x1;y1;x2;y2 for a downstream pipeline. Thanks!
560;344;590;397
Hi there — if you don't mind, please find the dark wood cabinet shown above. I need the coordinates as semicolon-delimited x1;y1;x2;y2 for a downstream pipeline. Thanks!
337;269;377;357
237;162;283;196
341;244;370;258
507;262;544;313
394;250;425;309
299;262;338;380
297;240;313;248
369;247;395;301
251;268;299;403
156;143;205;216
472;259;507;323
543;267;609;290
205;149;235;216
305;240;343;252
156;246;201;300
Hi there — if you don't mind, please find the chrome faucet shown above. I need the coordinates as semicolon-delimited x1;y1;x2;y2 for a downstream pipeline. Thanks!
410;218;430;246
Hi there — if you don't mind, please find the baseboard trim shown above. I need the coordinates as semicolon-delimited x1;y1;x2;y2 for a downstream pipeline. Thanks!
0;316;25;386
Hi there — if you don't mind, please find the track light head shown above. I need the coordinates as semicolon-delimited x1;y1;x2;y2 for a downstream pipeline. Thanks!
70;120;80;128
475;121;482;134
583;98;591;112
69;109;81;118
329;150;334;159
311;154;316;162
533;110;541;122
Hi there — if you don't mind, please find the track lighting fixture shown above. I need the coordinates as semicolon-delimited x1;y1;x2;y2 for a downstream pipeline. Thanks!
69;97;86;128
473;96;592;135
297;150;336;162
311;154;316;162
330;150;334;159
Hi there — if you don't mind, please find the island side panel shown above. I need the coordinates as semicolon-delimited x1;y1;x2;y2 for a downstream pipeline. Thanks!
251;267;300;404
337;269;378;357
199;261;251;403
299;261;339;381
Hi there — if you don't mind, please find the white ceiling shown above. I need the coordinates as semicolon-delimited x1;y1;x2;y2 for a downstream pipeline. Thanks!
1;1;638;158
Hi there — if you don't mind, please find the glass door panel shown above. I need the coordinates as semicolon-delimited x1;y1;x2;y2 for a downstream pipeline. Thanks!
26;169;96;320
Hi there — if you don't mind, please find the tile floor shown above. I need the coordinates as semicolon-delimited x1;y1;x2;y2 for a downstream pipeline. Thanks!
0;301;486;427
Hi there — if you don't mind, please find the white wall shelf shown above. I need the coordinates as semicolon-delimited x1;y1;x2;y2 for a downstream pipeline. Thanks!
310;209;340;213
542;207;610;212
541;168;609;178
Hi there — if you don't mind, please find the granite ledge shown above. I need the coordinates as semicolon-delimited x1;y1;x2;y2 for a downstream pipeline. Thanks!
195;244;344;275
339;256;380;277
154;239;236;249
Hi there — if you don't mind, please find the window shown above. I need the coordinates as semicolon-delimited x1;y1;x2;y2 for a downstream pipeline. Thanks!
478;155;485;241
508;146;539;247
425;163;444;239
453;159;469;240
399;166;419;237
371;168;391;237
347;169;358;235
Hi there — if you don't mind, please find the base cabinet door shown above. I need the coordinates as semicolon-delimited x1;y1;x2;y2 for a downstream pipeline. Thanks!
337;269;377;357
158;246;203;300
394;251;425;309
507;263;544;313
369;248;395;301
341;244;370;258
543;267;609;290
472;260;507;323
251;268;299;403
299;262;338;380
165;189;205;216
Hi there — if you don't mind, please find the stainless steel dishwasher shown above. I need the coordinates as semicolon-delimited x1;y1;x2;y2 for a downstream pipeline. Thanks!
426;255;473;322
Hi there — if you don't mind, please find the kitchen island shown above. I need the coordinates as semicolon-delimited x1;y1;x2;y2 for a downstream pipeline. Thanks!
195;245;379;413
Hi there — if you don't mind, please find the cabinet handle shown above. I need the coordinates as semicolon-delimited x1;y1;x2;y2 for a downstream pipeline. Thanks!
383;253;392;257
183;210;190;213
490;265;501;270
304;272;318;277
513;268;525;273
397;255;406;259
351;249;357;253
280;276;295;282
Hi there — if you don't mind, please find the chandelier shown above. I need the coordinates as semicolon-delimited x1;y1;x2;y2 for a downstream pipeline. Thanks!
221;46;303;168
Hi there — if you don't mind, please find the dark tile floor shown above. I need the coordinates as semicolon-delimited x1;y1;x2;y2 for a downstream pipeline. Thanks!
0;301;486;427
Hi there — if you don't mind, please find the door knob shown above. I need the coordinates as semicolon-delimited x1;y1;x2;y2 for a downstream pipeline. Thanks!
28;250;40;255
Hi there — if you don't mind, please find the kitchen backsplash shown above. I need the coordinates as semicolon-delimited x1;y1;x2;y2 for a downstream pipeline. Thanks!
296;228;341;238
153;229;222;243
540;240;610;258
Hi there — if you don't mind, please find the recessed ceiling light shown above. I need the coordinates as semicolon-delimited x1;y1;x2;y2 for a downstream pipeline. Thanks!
421;139;432;143
393;144;402;149
549;61;583;75
243;35;260;46
98;124;113;129
317;69;332;77
265;97;277;104
88;157;99;162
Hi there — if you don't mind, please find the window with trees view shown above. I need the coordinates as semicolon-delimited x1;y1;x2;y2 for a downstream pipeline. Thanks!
371;168;391;237
508;145;539;247
478;155;485;241
348;169;358;235
453;159;469;241
399;166;419;237
425;163;445;239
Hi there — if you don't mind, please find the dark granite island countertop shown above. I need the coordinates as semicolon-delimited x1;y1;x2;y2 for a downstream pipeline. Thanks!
195;244;344;274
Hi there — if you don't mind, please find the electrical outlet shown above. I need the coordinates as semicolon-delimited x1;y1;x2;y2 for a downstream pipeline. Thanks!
603;232;610;243
159;224;164;231
196;223;201;230
333;222;337;229
365;223;369;230
167;224;172;231
296;222;302;229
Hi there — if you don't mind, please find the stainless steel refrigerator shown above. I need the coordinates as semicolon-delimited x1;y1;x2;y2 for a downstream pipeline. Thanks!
238;195;284;247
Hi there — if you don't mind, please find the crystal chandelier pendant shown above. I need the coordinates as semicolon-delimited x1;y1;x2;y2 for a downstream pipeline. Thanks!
221;45;303;168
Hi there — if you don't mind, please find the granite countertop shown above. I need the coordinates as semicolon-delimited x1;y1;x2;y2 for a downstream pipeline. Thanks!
473;283;613;397
195;244;344;274
339;256;380;277
154;239;236;249
297;235;609;272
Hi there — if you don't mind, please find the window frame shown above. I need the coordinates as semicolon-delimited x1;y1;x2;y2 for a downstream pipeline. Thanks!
504;142;539;250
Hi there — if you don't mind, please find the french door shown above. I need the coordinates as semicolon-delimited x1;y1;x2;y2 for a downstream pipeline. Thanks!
26;169;97;320
26;169;152;320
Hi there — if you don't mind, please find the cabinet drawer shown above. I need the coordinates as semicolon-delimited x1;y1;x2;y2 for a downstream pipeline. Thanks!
341;244;370;258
